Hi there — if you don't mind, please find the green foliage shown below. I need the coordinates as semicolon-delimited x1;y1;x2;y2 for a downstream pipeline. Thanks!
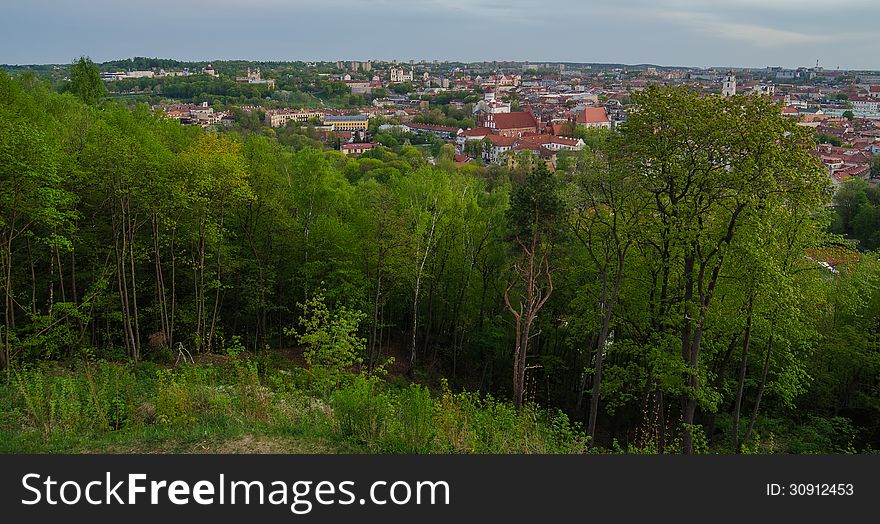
293;292;366;391
507;160;564;242
816;132;842;147
331;375;393;450
0;72;878;454
331;375;586;454
1;359;585;454
832;177;880;249
65;57;106;105
13;362;136;436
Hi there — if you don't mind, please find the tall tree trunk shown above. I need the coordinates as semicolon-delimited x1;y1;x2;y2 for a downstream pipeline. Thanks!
169;224;177;348
680;252;697;454
732;296;754;452
152;214;170;348
409;203;439;374
2;230;13;374
575;332;597;417
706;334;739;442
127;204;141;361
369;262;382;371
26;237;37;315
743;336;774;446
588;250;625;443
506;236;553;412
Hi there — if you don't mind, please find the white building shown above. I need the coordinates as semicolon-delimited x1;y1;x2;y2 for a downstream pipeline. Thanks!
850;97;880;113
721;71;736;97
752;84;776;97
236;68;275;88
390;67;414;83
472;92;511;116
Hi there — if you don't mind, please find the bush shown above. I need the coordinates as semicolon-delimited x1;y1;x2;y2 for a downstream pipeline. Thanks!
14;361;136;437
386;384;436;453
4;359;587;454
331;375;392;451
291;292;366;394
786;416;856;453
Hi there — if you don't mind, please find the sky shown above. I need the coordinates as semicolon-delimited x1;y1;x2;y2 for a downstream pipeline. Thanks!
2;0;878;70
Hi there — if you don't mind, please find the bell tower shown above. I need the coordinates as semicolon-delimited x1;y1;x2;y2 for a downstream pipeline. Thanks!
722;71;736;97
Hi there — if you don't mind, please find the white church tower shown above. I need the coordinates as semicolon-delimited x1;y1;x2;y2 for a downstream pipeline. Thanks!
721;71;737;97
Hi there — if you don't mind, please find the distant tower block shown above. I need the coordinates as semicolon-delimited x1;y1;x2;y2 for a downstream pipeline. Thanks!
722;71;737;97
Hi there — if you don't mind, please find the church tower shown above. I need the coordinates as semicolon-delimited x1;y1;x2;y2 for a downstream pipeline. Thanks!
721;71;736;97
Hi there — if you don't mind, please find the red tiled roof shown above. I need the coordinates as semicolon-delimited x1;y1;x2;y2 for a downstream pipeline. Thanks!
410;123;460;133
513;135;548;149
550;122;569;135
486;135;518;147
551;136;582;147
461;127;493;137
492;111;538;130
576;107;609;124
341;142;378;150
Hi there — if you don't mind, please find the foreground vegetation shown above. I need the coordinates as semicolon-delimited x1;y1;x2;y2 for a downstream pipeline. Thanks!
1;358;584;454
2;60;880;454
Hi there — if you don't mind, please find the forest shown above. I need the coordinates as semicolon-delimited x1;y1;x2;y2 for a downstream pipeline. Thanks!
1;62;879;454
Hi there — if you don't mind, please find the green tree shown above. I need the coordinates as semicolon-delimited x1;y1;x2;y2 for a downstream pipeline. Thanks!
294;291;366;391
616;86;829;452
505;160;565;410
179;133;254;352
568;144;646;442
0;73;73;370
66;57;106;105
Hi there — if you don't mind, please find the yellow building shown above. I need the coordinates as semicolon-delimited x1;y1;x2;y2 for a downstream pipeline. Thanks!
265;109;325;127
322;114;369;133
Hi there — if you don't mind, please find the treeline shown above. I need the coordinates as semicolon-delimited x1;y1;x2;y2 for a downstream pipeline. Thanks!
106;75;273;102
832;178;880;249
2;69;880;453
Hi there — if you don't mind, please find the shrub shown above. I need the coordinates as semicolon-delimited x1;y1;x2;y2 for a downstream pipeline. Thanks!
386;384;436;453
233;360;271;422
13;361;136;437
786;416;856;453
291;292;366;394
331;375;392;450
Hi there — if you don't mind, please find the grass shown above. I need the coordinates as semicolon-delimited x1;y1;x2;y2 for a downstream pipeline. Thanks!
0;356;588;454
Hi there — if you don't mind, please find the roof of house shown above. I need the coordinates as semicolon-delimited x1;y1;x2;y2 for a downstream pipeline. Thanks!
485;135;518;147
453;154;471;166
492;111;538;130
324;114;369;122
576;107;610;124
341;142;378;150
460;127;493;137
550;136;583;147
409;123;460;133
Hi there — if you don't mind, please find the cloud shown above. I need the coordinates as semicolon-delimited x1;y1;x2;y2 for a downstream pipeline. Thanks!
659;10;830;46
2;0;878;68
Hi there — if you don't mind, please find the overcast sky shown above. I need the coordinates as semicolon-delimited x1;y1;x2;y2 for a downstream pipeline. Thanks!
2;0;878;69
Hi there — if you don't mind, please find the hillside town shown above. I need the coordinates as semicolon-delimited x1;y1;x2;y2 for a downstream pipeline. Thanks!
95;59;880;185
